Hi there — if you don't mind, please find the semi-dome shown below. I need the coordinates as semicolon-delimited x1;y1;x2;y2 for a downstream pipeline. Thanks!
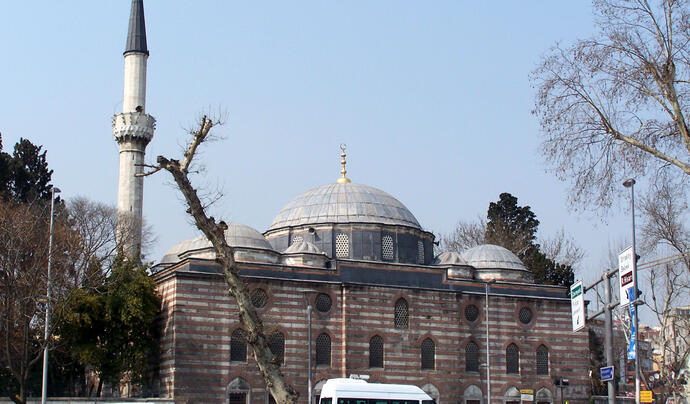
267;182;421;231
461;244;527;271
160;222;274;264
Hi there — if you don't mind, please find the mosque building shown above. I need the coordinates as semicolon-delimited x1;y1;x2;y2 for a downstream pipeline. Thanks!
114;1;591;403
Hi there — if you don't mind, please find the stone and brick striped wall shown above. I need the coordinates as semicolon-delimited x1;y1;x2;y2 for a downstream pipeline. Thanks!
152;260;589;404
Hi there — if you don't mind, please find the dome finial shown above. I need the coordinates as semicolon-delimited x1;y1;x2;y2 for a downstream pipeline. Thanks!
337;144;351;183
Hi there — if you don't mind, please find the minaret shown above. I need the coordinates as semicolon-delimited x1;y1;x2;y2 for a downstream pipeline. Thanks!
112;0;155;258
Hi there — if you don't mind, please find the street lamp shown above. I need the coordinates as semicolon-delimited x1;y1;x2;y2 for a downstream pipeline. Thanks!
41;186;60;404
484;279;496;404
623;178;640;404
302;290;317;404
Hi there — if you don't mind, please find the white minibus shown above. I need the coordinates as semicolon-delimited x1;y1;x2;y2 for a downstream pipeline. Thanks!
318;378;436;404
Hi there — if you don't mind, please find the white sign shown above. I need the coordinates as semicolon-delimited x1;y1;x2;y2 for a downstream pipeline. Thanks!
521;393;534;402
619;246;636;306
571;280;585;332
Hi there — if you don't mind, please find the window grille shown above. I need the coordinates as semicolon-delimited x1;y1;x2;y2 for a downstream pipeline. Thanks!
268;331;285;365
382;235;394;261
369;335;384;368
519;307;533;324
394;298;409;329
250;288;268;308
230;329;246;362
291;235;303;245
228;393;246;404
315;293;332;313
417;240;425;264
536;345;549;375
464;304;479;322
465;341;479;372
506;343;519;374
421;338;435;370
315;333;331;366
335;233;349;258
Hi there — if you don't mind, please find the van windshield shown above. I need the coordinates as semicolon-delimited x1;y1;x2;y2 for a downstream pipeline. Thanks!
335;400;424;404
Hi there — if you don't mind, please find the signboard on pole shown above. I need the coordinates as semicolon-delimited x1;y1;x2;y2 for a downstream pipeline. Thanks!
571;280;585;332
619;246;636;306
628;288;637;360
640;390;653;403
520;389;534;402
600;365;614;382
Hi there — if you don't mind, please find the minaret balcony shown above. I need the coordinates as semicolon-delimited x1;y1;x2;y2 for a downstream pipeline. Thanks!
112;112;156;144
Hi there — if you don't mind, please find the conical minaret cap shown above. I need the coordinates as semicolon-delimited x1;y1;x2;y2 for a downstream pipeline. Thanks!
124;0;149;56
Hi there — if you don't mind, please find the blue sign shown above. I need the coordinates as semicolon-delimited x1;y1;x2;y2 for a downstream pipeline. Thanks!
628;288;637;360
600;365;614;382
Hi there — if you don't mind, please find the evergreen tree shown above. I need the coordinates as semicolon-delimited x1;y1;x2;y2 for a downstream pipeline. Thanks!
485;192;575;288
57;254;160;396
0;136;54;202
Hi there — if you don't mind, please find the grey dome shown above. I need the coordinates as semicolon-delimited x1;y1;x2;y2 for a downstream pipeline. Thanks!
433;251;467;266
461;244;527;271
268;182;421;231
283;240;325;255
161;223;273;264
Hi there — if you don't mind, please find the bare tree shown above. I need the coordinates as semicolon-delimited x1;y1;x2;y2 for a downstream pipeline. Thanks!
439;216;486;253
639;180;690;402
0;198;72;404
140;116;298;404
540;228;585;268
532;0;690;211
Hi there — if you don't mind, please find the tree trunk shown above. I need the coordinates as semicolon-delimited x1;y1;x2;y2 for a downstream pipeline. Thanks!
148;116;299;404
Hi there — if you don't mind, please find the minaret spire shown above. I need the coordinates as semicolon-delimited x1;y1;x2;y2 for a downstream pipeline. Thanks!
125;0;149;56
113;0;156;259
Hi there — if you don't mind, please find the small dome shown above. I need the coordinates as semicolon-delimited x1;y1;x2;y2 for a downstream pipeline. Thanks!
267;182;421;231
461;244;527;271
432;251;467;266
283;240;326;255
160;223;273;264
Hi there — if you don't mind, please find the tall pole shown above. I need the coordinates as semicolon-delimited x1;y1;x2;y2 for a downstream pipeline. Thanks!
485;280;494;404
604;275;616;404
41;187;60;404
623;178;640;404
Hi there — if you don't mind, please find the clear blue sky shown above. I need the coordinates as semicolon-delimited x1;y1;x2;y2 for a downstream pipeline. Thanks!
1;1;634;289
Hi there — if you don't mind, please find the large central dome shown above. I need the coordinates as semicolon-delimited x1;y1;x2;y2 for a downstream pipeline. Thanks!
267;182;421;231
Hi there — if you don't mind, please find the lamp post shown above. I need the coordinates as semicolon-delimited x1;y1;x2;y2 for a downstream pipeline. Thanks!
302;291;317;404
485;279;495;404
623;178;640;404
41;187;60;404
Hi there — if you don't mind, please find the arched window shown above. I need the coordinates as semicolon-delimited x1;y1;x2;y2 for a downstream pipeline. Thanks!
369;335;384;368
504;386;521;404
463;384;483;404
268;331;285;365
536;344;549;375
465;341;479;372
394;298;409;329
421;338;435;370
227;377;250;404
536;387;553;404
315;333;331;366
506;343;519;374
230;328;246;362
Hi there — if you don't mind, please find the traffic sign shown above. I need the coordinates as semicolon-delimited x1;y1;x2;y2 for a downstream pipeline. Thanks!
600;365;614;382
640;390;653;403
571;280;585;332
619;246;636;306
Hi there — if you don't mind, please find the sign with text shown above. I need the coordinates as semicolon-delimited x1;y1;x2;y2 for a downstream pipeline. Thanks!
640;390;653;403
520;389;534;402
571;280;585;332
619;246;636;306
600;365;614;382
